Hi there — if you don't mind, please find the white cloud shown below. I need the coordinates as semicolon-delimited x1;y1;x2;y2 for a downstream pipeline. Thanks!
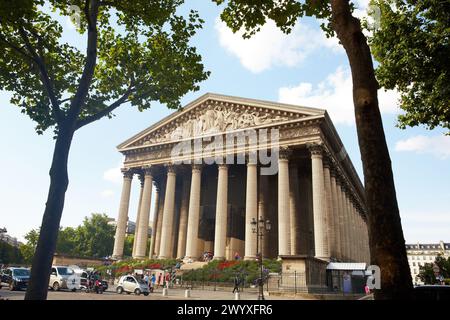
278;66;400;125
215;18;342;73
103;164;122;184
401;210;450;243
100;189;115;198
395;135;450;159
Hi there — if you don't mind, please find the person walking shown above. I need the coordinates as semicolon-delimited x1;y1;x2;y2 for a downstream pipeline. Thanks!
150;273;156;292
232;274;241;293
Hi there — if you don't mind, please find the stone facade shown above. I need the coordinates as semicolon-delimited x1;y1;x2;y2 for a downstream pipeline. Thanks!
111;93;370;264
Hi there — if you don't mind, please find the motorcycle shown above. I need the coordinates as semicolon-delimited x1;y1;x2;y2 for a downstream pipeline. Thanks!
86;278;104;294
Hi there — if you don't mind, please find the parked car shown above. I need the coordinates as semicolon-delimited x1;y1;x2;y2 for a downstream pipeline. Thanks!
414;285;450;300
0;267;30;291
49;266;76;291
116;275;149;296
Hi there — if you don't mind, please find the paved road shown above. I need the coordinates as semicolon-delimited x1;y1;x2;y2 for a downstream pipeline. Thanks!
0;287;310;300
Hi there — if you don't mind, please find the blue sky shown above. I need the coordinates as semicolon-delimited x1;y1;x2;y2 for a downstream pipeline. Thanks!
1;1;449;244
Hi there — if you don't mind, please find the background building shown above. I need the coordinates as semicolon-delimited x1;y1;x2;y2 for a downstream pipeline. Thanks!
406;241;450;284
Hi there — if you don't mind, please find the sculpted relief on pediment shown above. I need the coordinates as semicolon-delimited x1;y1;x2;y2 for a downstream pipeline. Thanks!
128;101;305;148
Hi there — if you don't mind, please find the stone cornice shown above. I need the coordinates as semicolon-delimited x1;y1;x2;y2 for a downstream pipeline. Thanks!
117;93;325;150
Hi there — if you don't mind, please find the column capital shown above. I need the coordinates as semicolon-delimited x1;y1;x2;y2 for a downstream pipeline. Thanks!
217;163;228;171
307;143;324;157
279;147;292;160
191;164;203;173
142;165;153;177
121;168;134;179
165;164;177;175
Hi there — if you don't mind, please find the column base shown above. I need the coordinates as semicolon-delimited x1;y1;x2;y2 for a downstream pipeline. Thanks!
213;256;225;261
183;256;198;263
133;255;147;260
111;255;123;260
244;256;257;261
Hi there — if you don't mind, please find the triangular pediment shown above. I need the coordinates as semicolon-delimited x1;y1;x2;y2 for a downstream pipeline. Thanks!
118;93;325;150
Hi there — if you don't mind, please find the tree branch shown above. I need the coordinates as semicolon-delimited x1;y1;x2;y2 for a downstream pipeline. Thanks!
0;33;34;61
67;0;99;123
16;27;63;123
75;87;135;129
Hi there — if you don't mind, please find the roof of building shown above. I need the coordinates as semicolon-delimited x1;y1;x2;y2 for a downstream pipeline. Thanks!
326;262;367;270
406;242;450;251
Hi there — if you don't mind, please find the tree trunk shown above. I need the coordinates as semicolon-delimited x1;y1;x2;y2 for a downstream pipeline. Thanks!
330;0;413;299
24;124;75;300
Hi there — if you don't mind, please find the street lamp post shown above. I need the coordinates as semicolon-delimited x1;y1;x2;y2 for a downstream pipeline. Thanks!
251;216;271;300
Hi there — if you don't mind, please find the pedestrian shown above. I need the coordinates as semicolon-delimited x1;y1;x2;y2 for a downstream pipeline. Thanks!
165;272;171;288
143;272;150;285
150;273;156;292
156;272;162;289
364;284;370;295
232;274;241;293
234;252;240;260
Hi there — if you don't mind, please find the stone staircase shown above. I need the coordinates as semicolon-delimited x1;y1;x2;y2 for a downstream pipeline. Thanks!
180;261;208;270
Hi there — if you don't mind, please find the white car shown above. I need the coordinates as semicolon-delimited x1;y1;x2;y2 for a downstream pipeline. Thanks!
49;266;77;291
116;275;149;296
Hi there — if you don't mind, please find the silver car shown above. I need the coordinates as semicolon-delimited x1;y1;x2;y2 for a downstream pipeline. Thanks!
116;275;149;296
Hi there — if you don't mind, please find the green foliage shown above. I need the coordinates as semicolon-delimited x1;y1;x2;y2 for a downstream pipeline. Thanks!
0;241;24;265
73;213;115;258
96;258;179;278
418;255;450;285
19;228;40;264
123;234;134;258
370;0;450;132
182;259;281;284
20;213;116;261
0;0;209;134
213;0;334;38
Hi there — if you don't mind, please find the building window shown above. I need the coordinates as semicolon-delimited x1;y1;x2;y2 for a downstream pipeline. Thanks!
413;262;416;267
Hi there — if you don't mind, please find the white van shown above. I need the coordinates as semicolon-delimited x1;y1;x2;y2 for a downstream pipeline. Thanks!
49;266;76;291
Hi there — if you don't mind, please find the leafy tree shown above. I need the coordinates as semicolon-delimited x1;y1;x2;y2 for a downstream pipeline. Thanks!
418;255;450;285
213;0;413;299
19;229;40;264
0;0;208;299
73;213;115;258
370;0;450;132
56;227;77;255
123;234;134;258
0;241;24;265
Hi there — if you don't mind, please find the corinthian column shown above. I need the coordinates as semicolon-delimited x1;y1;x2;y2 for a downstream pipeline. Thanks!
258;173;269;257
323;160;335;259
343;189;351;261
159;166;177;259
148;187;160;258
154;186;165;258
289;163;300;255
213;164;228;260
132;173;144;258
176;177;190;259
330;170;341;259
309;144;329;260
135;168;153;258
244;160;258;260
278;148;291;256
112;169;133;259
185;165;202;261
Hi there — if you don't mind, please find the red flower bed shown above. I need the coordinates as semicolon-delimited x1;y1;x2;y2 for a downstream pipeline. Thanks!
217;261;238;270
146;263;162;269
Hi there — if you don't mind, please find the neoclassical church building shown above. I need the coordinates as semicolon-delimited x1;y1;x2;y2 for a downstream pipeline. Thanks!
111;93;370;267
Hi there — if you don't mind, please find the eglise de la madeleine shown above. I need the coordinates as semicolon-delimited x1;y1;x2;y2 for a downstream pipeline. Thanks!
111;93;370;271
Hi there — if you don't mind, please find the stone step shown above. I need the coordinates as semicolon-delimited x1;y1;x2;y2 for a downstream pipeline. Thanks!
180;261;208;270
